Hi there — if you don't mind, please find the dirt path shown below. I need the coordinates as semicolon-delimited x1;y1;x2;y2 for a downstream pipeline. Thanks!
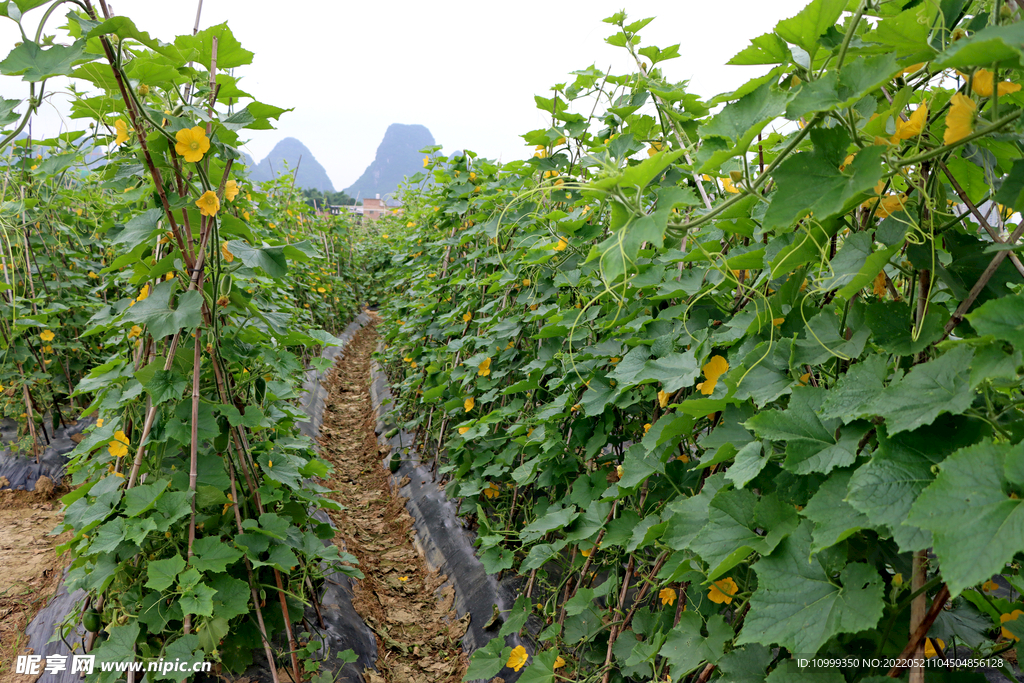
0;479;69;683
318;319;468;683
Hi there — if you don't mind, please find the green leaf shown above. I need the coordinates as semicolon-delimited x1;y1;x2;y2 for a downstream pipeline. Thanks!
691;489;799;579
746;387;867;475
861;346;975;435
146;554;186;591
85;15;185;60
738;522;885;652
907;440;1024;596
226;240;289;278
728;33;791;65
517;650;561;683
819;232;902;299
144;369;188;405
698;82;791;173
763;131;885;230
180;582;217;617
174;22;253;69
801;469;873;554
966;296;1024;344
933;21;1024;70
463;637;509;681
661;613;731;679
124;479;169;518
786;54;902;120
0;38;93;82
190;536;243;573
110;208;163;248
774;0;846;59
124;281;203;338
847;417;987;552
862;301;943;356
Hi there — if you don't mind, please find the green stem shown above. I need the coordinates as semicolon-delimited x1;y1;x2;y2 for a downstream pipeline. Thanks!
895;110;1023;169
835;0;868;71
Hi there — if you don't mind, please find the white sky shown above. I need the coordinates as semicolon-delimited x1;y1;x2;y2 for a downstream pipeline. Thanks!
1;0;810;191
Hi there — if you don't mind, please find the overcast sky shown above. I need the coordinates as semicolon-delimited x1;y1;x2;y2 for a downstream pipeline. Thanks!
1;1;810;192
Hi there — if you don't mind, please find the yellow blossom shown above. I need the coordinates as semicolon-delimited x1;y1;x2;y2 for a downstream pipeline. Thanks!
483;482;499;498
75;208;83;217
507;646;528;672
659;587;677;606
108;430;130;458
1002;610;1024;640
127;325;142;339
464;397;475;412
553;656;565;669
721;177;740;194
224;179;240;202
772;317;784;326
643;423;652;434
893;103;928;141
478;357;492;376
892;573;903;586
459;426;470;435
196;190;220;217
616;464;624;479
40;329;55;342
174;126;210;163
96;418;104;428
399;576;409;582
463;312;472;322
658;390;670;408
944;93;976;145
873;271;887;296
924;638;945;658
697;355;728;395
221;241;234;263
423;156;429;167
242;210;250;221
708;577;739;604
137;284;150;302
114;119;129;146
982;579;1000;592
969;69;1021;97
554;239;567;251
899;62;924;76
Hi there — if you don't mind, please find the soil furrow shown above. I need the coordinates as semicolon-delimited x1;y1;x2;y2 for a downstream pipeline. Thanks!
317;318;468;683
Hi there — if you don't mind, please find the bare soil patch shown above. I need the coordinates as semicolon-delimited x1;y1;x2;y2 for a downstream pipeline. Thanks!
0;478;70;683
317;319;468;683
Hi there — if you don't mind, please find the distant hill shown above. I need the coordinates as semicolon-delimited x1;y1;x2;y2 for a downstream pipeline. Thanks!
244;138;335;192
344;124;434;201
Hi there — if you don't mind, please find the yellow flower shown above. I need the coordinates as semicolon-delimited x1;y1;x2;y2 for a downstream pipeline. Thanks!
799;372;812;385
708;577;739;604
137;284;150;302
463;312;472;322
464;397;475;412
40;330;55;342
459;426;470;435
483;482;499;498
41;345;52;354
772;317;784;326
982;579;1000;592
875;194;907;218
174;126;210;163
924;638;945;658
647;141;663;157
478;357;492;376
643;423;652;434
944;93;976;145
399;576;409;582
137;83;149;96
659;587;677;606
96;418;104;428
114;119;129;146
224;179;239;202
108;430;130;458
127;325;142;339
899;62;924;76
317;286;326;293
873;271;887;296
721;177;740;194
242;210;250;221
893;103;928;141
423;156;429;168
410;362;417;368
522;278;531;286
969;69;1021;97
507;646;528;672
553;656;565;669
75;208;83;217
616;464;624;479
892;572;903;587
697;355;728;395
382;234;389;239
658;390;670;408
196;190;220;217
554;239;567;251
1001;610;1024;640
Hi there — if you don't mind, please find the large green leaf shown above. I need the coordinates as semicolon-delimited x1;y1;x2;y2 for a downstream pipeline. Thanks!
763;129;885;230
786;53;901;120
801;470;873;554
861;346;975;435
698;82;791;173
966;296;1024;344
737;522;884;653
661;613;731;679
933;21;1024;70
907;440;1024;596
0;38;94;81
774;0;846;59
123;281;204;338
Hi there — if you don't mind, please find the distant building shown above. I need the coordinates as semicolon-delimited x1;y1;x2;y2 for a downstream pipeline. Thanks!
322;193;402;222
361;195;388;221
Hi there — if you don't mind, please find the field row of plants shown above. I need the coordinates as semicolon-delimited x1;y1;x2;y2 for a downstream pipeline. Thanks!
376;0;1024;681
0;2;389;679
